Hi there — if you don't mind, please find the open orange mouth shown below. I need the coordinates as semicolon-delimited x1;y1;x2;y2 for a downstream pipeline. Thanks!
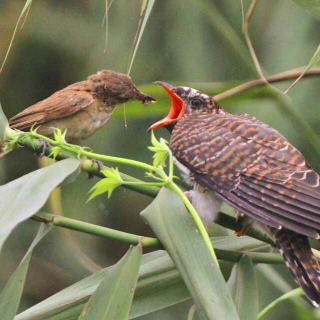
148;81;185;131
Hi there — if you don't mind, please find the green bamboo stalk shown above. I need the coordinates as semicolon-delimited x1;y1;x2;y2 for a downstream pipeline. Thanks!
34;213;284;265
34;212;161;248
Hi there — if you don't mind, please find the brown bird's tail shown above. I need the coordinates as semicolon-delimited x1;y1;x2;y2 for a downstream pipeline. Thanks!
275;229;320;307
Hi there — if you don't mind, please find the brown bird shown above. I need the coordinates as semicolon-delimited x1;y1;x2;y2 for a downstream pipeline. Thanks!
7;70;155;144
150;82;320;307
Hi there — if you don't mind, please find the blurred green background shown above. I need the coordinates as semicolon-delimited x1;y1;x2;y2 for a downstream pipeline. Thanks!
1;0;320;319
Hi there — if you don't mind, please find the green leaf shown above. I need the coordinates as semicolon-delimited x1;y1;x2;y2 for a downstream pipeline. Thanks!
140;188;239;320
148;131;169;168
14;250;190;320
79;245;142;320
284;44;320;94
53;128;67;144
0;223;52;320
0;158;80;253
227;256;259;320
15;236;273;320
48;146;62;160
127;0;155;74
258;288;304;319
0;0;33;73
0;103;9;141
87;168;123;201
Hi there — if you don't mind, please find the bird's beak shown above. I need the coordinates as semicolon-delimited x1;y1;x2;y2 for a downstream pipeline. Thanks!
136;91;156;106
148;81;185;131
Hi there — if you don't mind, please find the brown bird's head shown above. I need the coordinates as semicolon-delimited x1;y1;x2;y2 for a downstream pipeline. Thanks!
149;82;222;130
88;70;155;107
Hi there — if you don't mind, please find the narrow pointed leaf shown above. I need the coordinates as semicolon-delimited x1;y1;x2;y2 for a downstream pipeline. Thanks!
15;235;270;320
227;256;259;320
284;44;320;94
15;251;190;320
79;245;142;320
0;158;80;252
140;188;239;320
0;103;9;141
127;0;155;74
0;223;52;320
258;288;304;319
0;0;33;73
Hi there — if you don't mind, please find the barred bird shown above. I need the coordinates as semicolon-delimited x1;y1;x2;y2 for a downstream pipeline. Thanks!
149;82;320;307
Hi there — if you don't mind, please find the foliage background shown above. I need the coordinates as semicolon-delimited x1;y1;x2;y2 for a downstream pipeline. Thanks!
1;0;320;319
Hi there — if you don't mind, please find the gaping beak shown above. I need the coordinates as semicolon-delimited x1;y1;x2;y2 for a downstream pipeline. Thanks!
148;81;185;131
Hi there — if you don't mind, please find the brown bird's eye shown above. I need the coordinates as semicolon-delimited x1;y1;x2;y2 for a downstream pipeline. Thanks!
191;98;203;109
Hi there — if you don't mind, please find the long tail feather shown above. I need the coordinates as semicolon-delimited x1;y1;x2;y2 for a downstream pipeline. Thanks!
275;229;320;307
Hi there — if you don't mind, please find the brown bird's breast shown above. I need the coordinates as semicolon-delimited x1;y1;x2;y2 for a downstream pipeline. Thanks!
37;100;114;143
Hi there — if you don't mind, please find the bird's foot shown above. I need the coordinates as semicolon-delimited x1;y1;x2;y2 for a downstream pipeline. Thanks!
235;211;245;223
88;159;104;179
234;224;252;237
37;140;51;158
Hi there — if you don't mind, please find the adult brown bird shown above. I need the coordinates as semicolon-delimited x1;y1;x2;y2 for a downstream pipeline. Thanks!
5;70;154;146
149;82;320;307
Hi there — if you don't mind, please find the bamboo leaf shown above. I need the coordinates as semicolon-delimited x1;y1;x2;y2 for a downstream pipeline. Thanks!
79;245;142;320
15;235;283;320
87;168;123;201
227;256;259;320
141;187;239;320
14;250;190;320
0;223;52;320
0;158;80;253
258;288;304;319
0;0;33;73
284;44;320;94
148;131;169;168
127;0;155;75
0;103;9;141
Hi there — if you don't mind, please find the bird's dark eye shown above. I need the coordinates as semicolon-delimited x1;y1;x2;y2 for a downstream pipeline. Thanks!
191;98;203;109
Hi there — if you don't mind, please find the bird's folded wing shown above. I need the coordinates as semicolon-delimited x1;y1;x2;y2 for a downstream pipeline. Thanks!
9;85;94;130
171;113;320;238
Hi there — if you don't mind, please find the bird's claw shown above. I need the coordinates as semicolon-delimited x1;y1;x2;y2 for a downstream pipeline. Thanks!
234;224;252;237
37;140;50;158
88;159;104;179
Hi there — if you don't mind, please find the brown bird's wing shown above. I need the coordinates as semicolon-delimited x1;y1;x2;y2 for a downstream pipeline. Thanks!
171;112;320;238
9;82;95;131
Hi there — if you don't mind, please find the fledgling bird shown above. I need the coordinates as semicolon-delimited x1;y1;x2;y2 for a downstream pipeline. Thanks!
7;70;155;144
149;81;320;307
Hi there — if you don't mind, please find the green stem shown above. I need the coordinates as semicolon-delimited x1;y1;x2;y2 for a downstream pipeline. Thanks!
168;147;174;179
169;182;219;266
33;213;284;264
123;181;165;187
35;212;162;248
27;131;162;175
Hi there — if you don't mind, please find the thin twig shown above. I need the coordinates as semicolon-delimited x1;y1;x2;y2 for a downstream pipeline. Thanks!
214;67;320;101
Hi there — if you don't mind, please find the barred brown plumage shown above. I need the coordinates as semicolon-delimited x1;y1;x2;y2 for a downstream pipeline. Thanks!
149;82;320;306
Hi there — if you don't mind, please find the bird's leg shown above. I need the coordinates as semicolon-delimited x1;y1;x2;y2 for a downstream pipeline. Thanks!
37;140;51;158
234;210;252;237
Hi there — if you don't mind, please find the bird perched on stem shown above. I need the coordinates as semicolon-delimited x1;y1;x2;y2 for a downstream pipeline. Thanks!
5;69;154;146
149;81;320;307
